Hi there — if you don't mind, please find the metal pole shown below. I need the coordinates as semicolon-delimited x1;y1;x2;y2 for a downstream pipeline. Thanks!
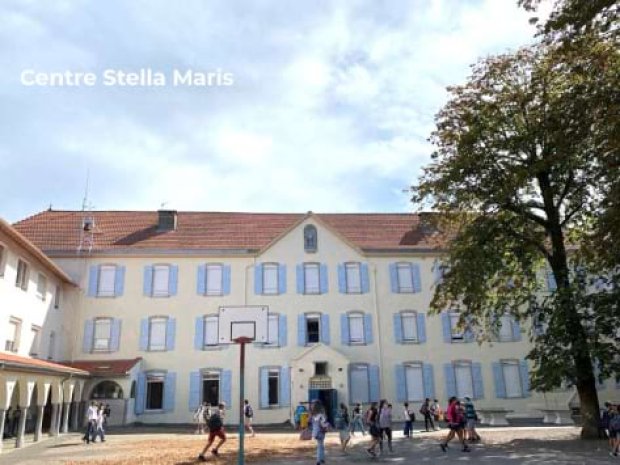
238;341;246;465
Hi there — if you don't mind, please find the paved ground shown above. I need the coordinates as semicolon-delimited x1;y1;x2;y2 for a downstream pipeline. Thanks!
0;426;616;465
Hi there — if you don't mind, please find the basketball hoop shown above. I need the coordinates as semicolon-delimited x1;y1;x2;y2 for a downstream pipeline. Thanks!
233;336;253;344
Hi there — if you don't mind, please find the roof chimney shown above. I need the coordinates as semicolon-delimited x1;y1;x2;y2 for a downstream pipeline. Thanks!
157;210;177;232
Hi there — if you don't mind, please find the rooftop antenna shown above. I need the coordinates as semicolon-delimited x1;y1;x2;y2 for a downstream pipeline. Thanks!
78;169;95;254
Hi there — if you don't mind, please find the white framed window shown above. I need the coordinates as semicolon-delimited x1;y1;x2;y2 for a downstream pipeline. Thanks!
345;262;362;293
37;273;47;301
149;317;168;351
152;265;170;297
97;265;117;297
450;313;464;341
6;317;21;352
502;360;523;398
47;331;55;360
54;285;61;309
454;361;474;398
266;314;279;346
396;262;414;293
93;318;112;351
405;362;425;401
348;313;365;344
204;315;219;347
349;364;370;403
305;313;321;344
29;325;41;357
0;244;6;277
16;259;29;291
268;369;280;406
401;311;418;342
262;263;279;295
146;373;165;410
498;315;514;341
303;263;320;294
205;264;224;296
202;371;221;406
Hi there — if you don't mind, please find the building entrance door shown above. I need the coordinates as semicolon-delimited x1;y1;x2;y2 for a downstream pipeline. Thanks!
309;388;337;425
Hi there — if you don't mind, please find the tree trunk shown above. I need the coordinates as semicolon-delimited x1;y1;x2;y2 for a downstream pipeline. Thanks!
576;377;601;439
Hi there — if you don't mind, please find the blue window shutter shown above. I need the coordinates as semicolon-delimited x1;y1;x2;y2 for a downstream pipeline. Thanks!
412;264;422;293
341;314;350;345
361;263;370;294
364;314;373;345
279;315;287;346
110;319;121;352
369;365;380;402
166;318;176;351
337;264;346;293
280;366;290;406
296;264;304;294
82;320;94;353
546;268;557;291
492;362;506;399
197;265;206;295
432;259;443;285
472;363;484;399
135;373;146;415
464;317;475;342
320;314;330;345
395;364;407;402
441;312;452;343
393;314;403;344
520;361;530;397
221;370;232;407
114;266;125;296
259;367;269;408
254;264;263;295
194;317;204;350
169;265;178;296
444;364;456;399
222;265;231;295
143;266;153;296
297;314;306;346
163;372;176;412
417;313;426;343
389;263;398;293
319;264;328;294
87;265;99;297
423;364;435;399
278;264;287;294
139;318;149;351
511;318;521;341
189;371;201;411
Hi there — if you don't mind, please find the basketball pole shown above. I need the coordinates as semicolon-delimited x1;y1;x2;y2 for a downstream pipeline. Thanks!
235;337;251;465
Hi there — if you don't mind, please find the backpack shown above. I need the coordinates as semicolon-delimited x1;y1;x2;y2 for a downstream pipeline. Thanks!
245;405;253;418
610;413;620;431
208;412;223;430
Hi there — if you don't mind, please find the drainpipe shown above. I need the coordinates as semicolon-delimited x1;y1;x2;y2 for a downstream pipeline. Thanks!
371;264;385;396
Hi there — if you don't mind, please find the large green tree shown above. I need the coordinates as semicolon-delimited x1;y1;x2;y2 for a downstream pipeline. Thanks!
413;35;619;438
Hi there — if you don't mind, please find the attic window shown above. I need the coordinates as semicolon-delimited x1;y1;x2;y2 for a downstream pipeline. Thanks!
304;225;317;253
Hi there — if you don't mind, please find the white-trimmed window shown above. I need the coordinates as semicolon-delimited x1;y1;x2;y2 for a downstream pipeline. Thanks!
16;259;29;291
348;313;365;344
450;312;464;341
29;325;41;357
498;315;514;341
54;285;61;309
345;262;362;293
405;362;425;401
6;317;21;352
268;369;280;406
262;263;279;295
349;364;370;403
146;373;165;410
93;318;112;351
97;265;117;297
401;311;418;342
454;361;474;398
47;331;55;360
0;244;6;277
266;313;279;346
37;273;47;301
306;313;321;344
149;317;168;351
152;265;170;297
303;263;320;294
205;264;224;296
204;315;219;347
202;371;221;406
396;262;414;293
502;360;523;398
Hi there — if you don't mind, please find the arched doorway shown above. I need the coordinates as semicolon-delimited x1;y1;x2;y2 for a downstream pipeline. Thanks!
90;381;124;400
89;380;124;426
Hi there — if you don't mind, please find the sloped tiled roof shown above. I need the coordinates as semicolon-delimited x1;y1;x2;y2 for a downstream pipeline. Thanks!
62;358;142;376
0;352;89;375
12;210;447;254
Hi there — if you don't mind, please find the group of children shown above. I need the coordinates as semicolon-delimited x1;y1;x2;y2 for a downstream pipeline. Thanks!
82;401;110;444
438;396;480;453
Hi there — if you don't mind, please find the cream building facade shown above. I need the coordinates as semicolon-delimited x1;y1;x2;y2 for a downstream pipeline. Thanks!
2;209;618;435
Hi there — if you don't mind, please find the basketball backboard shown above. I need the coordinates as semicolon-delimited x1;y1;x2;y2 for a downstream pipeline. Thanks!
218;306;269;344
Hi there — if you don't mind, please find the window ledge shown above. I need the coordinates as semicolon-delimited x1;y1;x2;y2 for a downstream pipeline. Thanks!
148;348;168;352
143;409;166;414
255;344;281;349
95;295;117;299
201;346;228;351
400;340;420;345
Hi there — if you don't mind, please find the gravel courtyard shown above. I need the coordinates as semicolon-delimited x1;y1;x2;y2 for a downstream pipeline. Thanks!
0;426;615;465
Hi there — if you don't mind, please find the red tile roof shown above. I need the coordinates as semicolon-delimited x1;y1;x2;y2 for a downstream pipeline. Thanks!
61;358;142;376
12;210;447;253
0;352;89;375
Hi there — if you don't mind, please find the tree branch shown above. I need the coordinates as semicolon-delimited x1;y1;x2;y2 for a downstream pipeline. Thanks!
556;169;575;209
503;201;550;228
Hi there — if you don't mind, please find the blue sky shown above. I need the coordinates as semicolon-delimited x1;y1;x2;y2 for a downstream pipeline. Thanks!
0;0;545;223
